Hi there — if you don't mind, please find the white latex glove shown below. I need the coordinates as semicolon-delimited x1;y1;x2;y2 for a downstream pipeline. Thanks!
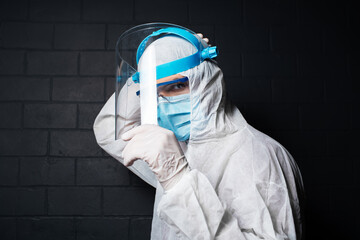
197;33;210;45
116;79;141;138
121;124;189;190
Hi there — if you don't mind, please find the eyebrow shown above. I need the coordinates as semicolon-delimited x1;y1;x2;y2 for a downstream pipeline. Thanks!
156;77;188;87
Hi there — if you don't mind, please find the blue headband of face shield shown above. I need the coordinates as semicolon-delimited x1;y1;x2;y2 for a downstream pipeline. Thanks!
132;27;218;83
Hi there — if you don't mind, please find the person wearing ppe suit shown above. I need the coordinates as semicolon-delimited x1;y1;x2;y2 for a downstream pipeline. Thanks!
93;24;304;240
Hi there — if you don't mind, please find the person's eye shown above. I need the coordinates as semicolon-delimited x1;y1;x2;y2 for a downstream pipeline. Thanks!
157;80;189;97
170;83;186;90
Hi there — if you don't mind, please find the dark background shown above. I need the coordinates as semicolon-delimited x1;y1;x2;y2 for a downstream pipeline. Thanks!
0;0;358;239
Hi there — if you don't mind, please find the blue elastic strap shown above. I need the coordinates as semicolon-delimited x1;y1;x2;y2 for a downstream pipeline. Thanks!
136;28;200;63
132;27;217;83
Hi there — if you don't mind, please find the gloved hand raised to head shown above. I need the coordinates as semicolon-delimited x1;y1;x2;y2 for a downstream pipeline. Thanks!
121;124;189;191
115;79;141;138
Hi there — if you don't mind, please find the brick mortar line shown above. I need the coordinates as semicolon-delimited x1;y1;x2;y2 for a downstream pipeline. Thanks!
132;0;136;22
268;26;272;52
0;156;115;159
0;155;116;159
80;0;84;23
76;104;80;129
17;157;21;187
1;95;108;102
1;216;135;219
23;51;27;75
0;74;115;77
0;127;96;131
74;157;78;186
322;75;327;104
0;215;136;220
186;0;190;23
241;0;245;25
47;129;51;156
0;215;153;218
0;19;137;24
15;217;18;240
45;187;49;216
295;0;300;25
77;51;81;75
101;187;104;217
129;217;133;240
74;216;78;240
51;23;56;50
103;78;107;102
0;186;151;190
104;23;108;50
20;102;25;129
25;0;30;21
0;186;122;189
297;104;302;131
17;158;22;186
0;47;113;51
295;53;300;78
49;76;53;102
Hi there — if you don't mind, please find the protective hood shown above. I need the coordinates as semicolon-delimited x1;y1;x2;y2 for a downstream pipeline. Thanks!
146;36;303;239
184;60;245;142
144;35;245;142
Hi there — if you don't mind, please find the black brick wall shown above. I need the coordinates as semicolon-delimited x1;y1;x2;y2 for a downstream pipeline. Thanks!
0;0;357;239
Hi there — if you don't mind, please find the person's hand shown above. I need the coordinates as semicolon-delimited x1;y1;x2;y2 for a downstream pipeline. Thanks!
116;79;141;138
122;124;189;190
197;33;210;46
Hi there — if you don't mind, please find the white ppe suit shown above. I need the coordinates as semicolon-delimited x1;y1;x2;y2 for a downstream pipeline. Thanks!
93;36;304;240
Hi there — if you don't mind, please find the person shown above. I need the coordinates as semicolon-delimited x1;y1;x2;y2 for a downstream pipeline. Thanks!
94;24;304;239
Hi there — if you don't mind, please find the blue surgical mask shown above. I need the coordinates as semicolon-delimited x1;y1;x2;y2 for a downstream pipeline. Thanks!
157;93;191;142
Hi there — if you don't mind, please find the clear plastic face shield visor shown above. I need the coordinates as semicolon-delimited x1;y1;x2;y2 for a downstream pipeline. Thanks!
115;23;217;140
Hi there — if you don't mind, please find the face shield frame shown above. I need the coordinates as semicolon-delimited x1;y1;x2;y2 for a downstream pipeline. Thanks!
114;23;218;140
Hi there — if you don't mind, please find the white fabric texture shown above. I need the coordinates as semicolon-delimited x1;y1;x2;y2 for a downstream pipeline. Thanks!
93;35;304;240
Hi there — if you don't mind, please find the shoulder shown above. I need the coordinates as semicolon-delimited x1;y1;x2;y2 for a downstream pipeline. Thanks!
243;124;293;186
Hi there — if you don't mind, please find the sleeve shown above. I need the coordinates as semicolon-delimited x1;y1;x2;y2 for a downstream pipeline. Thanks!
157;169;297;240
93;93;157;188
157;169;246;239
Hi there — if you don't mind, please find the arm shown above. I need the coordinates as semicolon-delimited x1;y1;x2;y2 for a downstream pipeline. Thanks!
157;169;297;240
93;92;157;188
157;170;246;240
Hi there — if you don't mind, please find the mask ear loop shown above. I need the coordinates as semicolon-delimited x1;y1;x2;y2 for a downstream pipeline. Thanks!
158;95;170;103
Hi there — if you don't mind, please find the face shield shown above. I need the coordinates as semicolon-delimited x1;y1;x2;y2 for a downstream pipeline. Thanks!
115;23;218;140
